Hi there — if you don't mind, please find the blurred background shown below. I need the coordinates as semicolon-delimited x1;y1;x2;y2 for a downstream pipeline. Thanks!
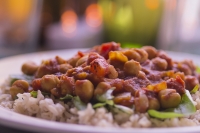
0;0;199;58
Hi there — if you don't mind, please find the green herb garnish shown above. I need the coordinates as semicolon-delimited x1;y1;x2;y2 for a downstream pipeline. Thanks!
30;91;38;98
148;110;184;119
196;66;200;73
93;102;107;108
59;94;87;110
93;87;133;115
190;84;199;94
93;100;114;108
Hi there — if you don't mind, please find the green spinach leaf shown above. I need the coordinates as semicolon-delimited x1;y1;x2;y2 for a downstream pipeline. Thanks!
95;87;115;102
72;96;87;110
148;90;196;119
60;94;73;100
10;74;34;85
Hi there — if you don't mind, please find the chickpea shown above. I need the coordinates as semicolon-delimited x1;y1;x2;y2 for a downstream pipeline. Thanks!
75;79;94;103
185;76;199;91
21;61;38;75
10;80;29;99
51;88;60;97
67;55;81;67
142;46;157;59
137;71;146;79
76;55;88;66
158;51;173;69
106;78;124;94
123;60;141;76
58;64;72;73
107;65;118;79
60;76;75;96
41;75;60;92
148;98;160;110
182;60;196;71
32;78;41;91
35;65;53;78
178;63;192;75
83;65;90;72
55;56;67;64
94;82;111;97
158;89;181;109
134;49;148;63
67;67;79;77
135;93;149;113
152;57;168;70
10;87;24;100
87;73;104;87
122;49;141;62
108;59;124;70
75;72;88;80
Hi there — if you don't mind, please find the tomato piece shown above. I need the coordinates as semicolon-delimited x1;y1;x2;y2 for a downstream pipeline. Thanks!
90;58;109;77
99;42;120;59
167;75;186;94
32;78;42;91
87;52;103;65
77;51;85;57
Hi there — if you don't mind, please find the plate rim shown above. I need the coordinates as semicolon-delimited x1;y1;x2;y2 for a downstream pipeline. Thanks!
0;49;200;133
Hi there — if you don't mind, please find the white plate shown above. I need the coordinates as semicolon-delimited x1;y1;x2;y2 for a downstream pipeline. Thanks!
0;49;200;133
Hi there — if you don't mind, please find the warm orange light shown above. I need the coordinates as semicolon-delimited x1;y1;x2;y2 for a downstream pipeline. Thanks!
145;0;159;10
7;0;33;23
85;4;102;28
61;10;77;34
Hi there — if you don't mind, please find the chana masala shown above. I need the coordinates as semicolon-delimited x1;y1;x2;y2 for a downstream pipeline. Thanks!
1;42;200;128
